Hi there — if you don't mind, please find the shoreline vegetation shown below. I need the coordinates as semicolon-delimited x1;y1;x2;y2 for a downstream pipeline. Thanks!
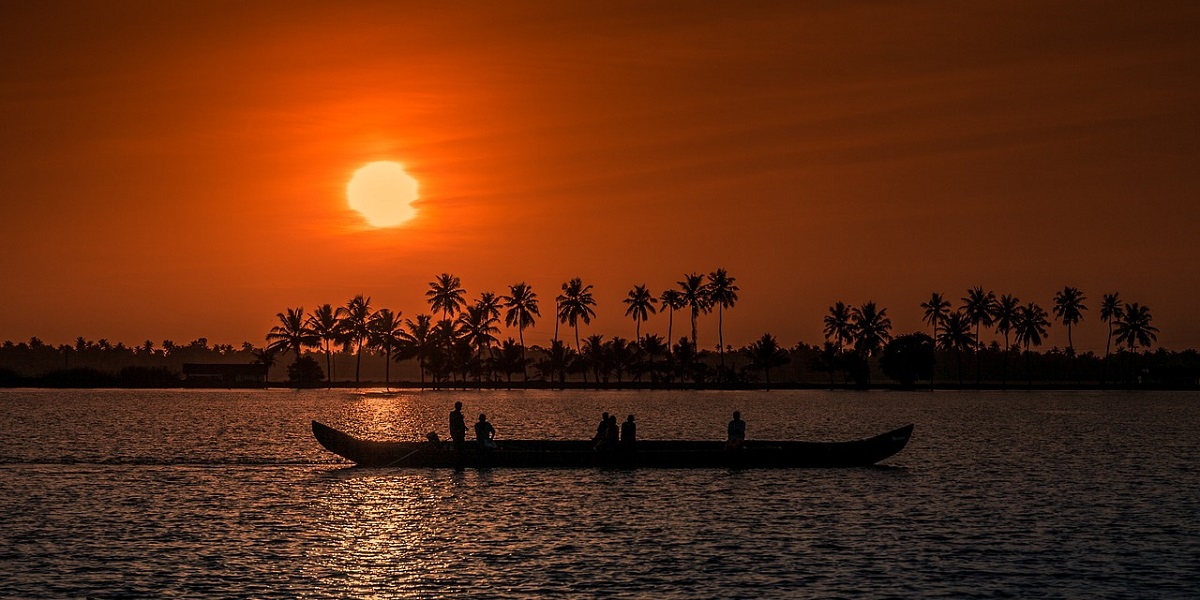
2;272;1197;390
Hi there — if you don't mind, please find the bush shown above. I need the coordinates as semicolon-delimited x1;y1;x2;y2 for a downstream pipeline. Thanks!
880;333;935;387
117;366;182;388
287;356;325;388
39;368;117;388
0;367;26;387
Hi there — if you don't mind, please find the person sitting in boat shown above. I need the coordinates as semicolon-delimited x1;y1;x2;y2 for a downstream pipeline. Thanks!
593;412;610;442
475;413;497;450
726;411;746;450
449;402;467;450
620;414;636;449
594;413;619;451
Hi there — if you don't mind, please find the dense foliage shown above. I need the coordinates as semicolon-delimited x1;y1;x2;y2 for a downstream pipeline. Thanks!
1;278;1196;388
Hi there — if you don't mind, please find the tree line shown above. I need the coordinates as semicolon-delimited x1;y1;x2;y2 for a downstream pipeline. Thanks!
819;287;1163;387
1;276;1194;389
262;269;743;387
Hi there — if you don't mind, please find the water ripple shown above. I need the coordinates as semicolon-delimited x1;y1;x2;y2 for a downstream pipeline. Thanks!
1;389;1198;598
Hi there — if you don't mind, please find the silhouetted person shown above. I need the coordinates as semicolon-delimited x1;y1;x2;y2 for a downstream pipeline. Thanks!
449;401;467;450
475;413;497;450
593;412;610;442
620;414;636;448
606;415;619;445
726;411;746;450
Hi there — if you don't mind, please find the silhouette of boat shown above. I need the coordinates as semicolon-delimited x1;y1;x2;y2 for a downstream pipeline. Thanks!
312;421;914;468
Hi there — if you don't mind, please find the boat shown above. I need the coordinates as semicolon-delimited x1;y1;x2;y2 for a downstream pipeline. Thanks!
312;421;914;468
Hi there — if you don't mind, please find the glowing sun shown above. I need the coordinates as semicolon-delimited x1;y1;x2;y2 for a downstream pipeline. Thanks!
346;161;419;227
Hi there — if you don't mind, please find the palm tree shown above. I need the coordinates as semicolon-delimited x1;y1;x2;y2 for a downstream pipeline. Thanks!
1052;286;1088;358
501;282;540;380
659;289;685;349
431;318;464;384
744;333;790;389
582;334;607;384
637;334;668;383
543;339;571;386
677;273;712;352
961;287;997;385
266;307;319;370
426;273;467;321
823;302;854;354
306;303;344;386
812;342;840;388
1014;302;1050;386
1099;293;1123;386
556;277;597;355
706;268;739;381
920;292;952;343
458;304;499;385
368;308;403;390
342;294;373;385
938;311;974;387
623;284;658;340
1114;303;1159;384
475;292;502;364
249;346;278;385
850;302;892;382
427;274;466;385
493;339;526;387
672;335;698;383
608;337;634;383
994;294;1021;387
476;291;502;326
398;314;434;387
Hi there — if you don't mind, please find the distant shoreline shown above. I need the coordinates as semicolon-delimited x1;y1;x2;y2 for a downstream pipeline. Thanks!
3;381;1197;392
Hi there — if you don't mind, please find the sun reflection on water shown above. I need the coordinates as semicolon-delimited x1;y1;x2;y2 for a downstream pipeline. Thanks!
310;471;465;595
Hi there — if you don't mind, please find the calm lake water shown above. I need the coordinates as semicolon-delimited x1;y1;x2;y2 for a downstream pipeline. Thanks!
1;388;1198;598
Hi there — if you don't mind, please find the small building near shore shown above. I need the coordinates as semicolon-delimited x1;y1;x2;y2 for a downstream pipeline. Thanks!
182;363;267;388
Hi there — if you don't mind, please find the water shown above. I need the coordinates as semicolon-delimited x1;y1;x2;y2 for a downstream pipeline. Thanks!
2;389;1198;598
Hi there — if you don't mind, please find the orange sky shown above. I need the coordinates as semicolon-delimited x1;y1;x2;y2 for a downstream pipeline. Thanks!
2;1;1199;352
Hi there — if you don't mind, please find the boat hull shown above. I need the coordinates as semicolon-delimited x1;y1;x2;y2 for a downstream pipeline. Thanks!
312;421;914;468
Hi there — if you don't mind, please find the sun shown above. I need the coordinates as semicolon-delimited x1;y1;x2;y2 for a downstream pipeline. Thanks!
346;161;419;227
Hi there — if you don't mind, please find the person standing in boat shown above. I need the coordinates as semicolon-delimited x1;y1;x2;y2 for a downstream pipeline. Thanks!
726;411;746;450
475;413;497;450
449;402;467;450
620;414;636;449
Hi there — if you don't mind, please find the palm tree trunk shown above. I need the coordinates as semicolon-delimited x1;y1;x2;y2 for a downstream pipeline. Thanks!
384;349;391;391
1026;343;1033;387
717;306;725;384
957;349;964;387
690;308;698;353
1129;341;1137;386
1101;323;1113;386
355;337;363;386
1068;323;1079;384
666;309;674;351
519;325;528;382
575;325;586;383
930;319;938;389
324;341;332;387
1001;333;1010;389
975;323;982;387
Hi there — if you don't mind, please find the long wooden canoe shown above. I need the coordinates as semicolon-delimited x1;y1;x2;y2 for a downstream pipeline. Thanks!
312;421;914;468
